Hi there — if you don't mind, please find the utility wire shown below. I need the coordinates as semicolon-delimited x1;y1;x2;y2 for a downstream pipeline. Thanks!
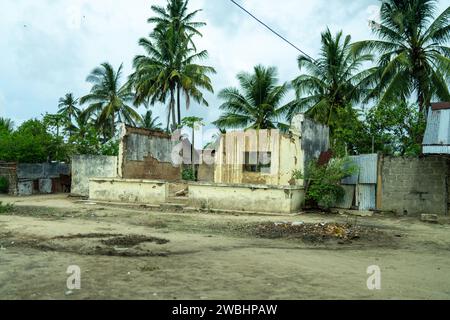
229;0;316;61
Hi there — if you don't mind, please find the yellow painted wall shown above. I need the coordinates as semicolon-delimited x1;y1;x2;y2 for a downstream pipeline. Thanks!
89;178;167;204
214;129;302;186
189;182;305;214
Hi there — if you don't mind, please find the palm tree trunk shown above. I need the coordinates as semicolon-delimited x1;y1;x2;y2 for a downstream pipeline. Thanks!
166;106;171;132
111;116;115;139
192;126;195;180
177;85;181;126
170;89;176;131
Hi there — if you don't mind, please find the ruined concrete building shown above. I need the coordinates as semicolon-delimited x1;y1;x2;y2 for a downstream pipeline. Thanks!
86;115;330;214
214;114;329;186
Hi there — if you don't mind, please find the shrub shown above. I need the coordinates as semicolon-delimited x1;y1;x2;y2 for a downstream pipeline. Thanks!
0;177;8;193
182;168;196;181
0;201;14;214
297;157;357;210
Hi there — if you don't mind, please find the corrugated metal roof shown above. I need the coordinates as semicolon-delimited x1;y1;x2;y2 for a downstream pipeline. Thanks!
423;107;450;154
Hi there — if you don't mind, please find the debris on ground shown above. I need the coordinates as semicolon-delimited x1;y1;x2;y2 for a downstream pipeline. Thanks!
246;221;387;244
101;235;169;246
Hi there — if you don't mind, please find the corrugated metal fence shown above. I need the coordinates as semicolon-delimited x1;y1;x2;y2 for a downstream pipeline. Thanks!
337;154;378;211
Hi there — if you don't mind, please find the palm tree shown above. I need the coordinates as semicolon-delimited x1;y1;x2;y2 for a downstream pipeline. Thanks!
213;65;289;130
131;0;215;131
80;63;142;140
0;118;14;134
181;116;204;177
353;0;450;113
141;110;163;131
289;29;375;131
148;0;206;46
58;93;80;138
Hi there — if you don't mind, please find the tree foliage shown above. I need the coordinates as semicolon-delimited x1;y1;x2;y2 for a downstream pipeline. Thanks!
213;65;289;130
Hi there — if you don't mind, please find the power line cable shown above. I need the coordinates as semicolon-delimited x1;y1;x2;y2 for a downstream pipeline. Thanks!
229;0;316;61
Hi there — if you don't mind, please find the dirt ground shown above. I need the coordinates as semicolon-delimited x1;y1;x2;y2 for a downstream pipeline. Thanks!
0;194;449;300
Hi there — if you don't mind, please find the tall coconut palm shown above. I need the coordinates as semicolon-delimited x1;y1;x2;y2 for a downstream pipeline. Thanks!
353;0;450;113
289;29;375;131
213;65;289;130
131;29;214;131
80;63;141;140
148;0;206;46
131;0;214;131
140;110;163;131
57;93;80;138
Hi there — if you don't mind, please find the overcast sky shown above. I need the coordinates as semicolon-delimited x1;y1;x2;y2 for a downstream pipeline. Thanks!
0;0;448;133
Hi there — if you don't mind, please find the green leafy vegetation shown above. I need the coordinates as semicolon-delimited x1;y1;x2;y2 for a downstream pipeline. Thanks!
0;177;8;193
0;201;14;214
182;167;196;181
298;158;358;210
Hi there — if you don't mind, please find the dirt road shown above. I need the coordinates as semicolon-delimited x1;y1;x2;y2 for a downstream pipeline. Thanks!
0;194;449;300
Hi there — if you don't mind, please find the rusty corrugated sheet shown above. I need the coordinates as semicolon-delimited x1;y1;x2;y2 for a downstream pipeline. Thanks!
341;154;378;185
357;184;376;211
335;185;355;209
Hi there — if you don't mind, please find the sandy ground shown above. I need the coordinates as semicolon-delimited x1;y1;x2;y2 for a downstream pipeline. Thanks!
0;194;449;300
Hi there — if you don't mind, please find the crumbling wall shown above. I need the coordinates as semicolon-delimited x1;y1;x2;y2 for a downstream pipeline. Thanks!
0;162;17;195
120;127;181;181
214;130;301;186
15;163;70;195
71;155;118;196
380;156;448;215
291;114;330;170
197;163;215;182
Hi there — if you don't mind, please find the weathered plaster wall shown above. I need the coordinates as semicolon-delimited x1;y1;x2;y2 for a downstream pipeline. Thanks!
71;155;118;196
188;182;305;213
89;178;167;204
197;163;215;182
14;163;70;195
291;114;330;173
380;156;448;215
17;163;70;180
119;127;181;181
214;130;301;186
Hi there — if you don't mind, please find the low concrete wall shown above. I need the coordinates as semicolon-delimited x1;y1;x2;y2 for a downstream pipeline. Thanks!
380;156;448;215
89;178;167;205
188;182;305;214
71;155;118;196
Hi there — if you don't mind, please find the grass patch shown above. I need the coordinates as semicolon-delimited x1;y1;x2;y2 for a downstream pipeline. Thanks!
0;201;14;214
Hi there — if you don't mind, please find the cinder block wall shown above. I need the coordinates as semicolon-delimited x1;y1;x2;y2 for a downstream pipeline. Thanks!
380;156;448;215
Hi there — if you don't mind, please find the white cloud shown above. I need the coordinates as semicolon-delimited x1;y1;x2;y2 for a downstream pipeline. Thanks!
1;0;447;129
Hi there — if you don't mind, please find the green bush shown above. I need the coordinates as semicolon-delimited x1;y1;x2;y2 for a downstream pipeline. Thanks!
182;168;196;181
296;157;357;210
0;201;14;214
0;177;8;193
